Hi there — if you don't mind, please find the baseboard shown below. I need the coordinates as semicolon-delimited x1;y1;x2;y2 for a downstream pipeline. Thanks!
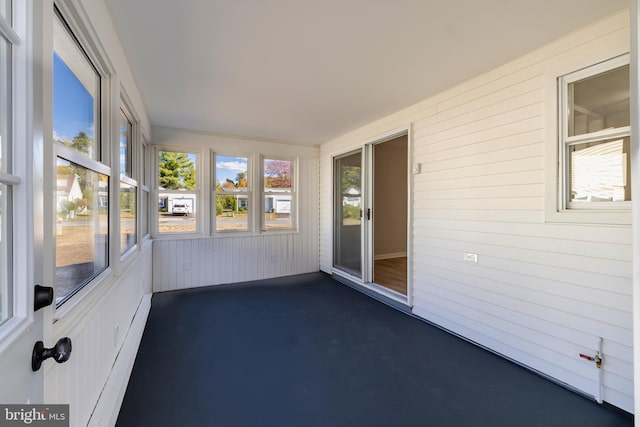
373;252;407;260
87;294;152;427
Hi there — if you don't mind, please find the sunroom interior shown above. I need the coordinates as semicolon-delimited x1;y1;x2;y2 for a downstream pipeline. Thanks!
0;0;639;425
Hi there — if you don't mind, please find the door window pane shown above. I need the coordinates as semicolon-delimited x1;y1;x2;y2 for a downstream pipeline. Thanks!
0;38;9;174
120;182;136;254
53;13;99;159
0;1;10;23
333;151;361;277
0;184;10;325
56;158;108;305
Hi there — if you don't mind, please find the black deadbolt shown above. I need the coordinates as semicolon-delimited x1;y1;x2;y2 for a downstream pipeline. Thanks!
32;337;72;372
34;285;54;311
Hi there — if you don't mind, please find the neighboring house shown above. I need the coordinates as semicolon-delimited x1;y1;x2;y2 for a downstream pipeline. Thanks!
55;174;82;213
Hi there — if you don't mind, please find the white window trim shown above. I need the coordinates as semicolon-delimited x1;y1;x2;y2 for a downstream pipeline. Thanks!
260;155;298;232
212;151;253;234
545;52;632;226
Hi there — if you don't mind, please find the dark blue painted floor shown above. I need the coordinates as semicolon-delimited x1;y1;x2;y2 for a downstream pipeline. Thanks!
117;272;633;427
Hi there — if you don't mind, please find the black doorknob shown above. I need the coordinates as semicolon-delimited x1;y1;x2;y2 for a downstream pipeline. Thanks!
32;337;72;371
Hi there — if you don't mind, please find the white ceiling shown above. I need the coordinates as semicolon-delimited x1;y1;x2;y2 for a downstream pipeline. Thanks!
105;0;628;145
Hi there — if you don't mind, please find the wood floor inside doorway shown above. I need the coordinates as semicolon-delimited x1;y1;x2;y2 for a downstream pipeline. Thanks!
374;256;407;295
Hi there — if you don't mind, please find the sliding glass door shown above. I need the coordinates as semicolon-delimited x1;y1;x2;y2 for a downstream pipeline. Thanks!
333;150;362;277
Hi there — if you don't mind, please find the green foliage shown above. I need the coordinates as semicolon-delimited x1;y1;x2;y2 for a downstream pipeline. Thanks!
343;204;360;220
216;199;223;215
63;201;77;212
159;151;196;190
61;131;93;156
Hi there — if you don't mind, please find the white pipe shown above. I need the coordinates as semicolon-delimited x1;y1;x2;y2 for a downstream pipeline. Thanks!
596;337;603;404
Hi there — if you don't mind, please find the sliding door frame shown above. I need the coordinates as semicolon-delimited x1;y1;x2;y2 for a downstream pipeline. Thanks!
331;125;414;307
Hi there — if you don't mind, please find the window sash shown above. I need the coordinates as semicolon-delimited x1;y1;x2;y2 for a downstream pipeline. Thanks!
559;55;631;210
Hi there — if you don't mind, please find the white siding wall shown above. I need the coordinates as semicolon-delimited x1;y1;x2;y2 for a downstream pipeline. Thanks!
152;128;319;292
45;242;153;426
320;11;633;412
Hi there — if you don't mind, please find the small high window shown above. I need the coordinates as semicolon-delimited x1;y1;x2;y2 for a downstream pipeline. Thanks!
559;55;630;209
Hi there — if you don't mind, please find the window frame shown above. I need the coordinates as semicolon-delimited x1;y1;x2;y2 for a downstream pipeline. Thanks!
139;133;150;241
212;151;252;234
558;54;631;212
118;101;138;258
154;146;200;236
0;0;27;346
261;155;297;232
51;6;113;309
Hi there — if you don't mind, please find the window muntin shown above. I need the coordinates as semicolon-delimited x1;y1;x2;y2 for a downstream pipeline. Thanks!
214;154;249;232
53;12;100;160
120;181;136;254
263;157;294;230
55;158;108;305
560;56;630;209
157;150;197;234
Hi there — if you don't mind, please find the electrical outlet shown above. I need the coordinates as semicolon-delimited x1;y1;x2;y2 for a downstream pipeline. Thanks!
463;253;478;264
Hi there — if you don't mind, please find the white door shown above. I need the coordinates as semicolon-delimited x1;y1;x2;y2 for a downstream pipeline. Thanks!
0;0;48;405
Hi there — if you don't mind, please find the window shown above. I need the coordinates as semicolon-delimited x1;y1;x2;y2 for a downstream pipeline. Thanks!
0;8;13;325
262;157;295;230
140;137;150;239
157;150;198;234
559;55;630;209
119;108;136;255
53;10;109;305
55;158;108;305
214;154;250;232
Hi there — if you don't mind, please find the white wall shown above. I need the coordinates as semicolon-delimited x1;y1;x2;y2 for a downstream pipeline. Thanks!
46;242;152;426
151;127;319;292
320;11;633;412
